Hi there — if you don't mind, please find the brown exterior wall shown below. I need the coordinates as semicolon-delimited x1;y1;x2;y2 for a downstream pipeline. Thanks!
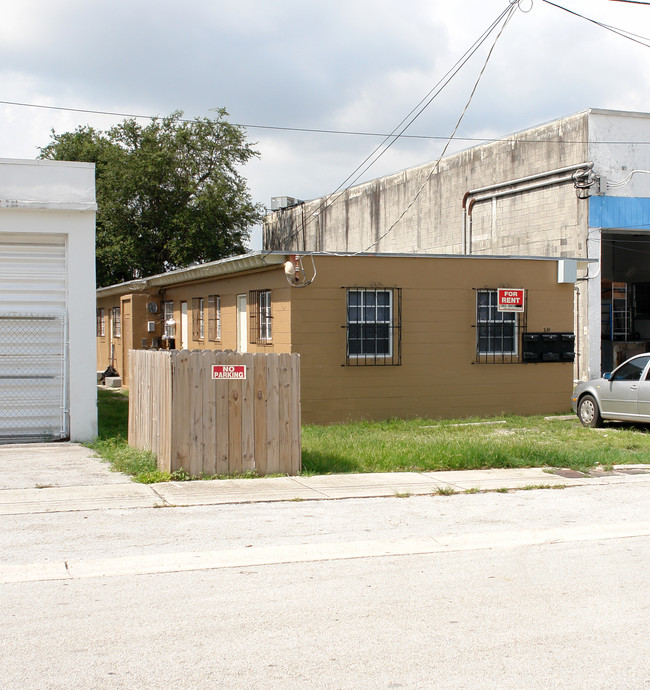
97;254;575;424
97;267;293;381
96;295;123;378
290;255;574;424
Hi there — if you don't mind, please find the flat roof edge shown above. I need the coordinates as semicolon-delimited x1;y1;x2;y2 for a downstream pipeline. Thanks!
97;251;594;297
285;251;594;263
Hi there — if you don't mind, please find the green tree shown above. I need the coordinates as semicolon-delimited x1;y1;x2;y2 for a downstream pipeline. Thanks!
40;110;262;287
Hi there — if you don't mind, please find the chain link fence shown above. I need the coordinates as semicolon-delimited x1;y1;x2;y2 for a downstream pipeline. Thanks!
0;313;68;442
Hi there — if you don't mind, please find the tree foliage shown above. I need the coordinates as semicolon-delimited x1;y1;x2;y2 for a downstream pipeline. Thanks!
40;110;262;287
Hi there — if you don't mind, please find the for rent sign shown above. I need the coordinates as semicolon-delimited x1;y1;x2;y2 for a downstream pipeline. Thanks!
212;365;247;380
497;288;525;312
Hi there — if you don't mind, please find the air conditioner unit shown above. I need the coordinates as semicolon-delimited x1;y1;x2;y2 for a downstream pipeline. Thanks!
271;196;302;211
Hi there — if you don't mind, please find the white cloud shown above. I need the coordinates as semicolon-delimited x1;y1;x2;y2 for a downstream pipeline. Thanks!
2;0;650;222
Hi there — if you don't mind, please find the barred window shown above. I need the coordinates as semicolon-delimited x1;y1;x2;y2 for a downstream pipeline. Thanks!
250;290;272;344
476;289;520;362
163;301;175;339
208;294;221;341
96;308;105;337
111;307;121;338
345;287;401;366
191;297;204;340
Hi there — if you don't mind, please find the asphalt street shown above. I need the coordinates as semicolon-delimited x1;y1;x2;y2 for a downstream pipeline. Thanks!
0;444;649;689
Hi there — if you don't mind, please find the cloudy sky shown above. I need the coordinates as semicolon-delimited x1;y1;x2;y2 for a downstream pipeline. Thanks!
2;0;650;247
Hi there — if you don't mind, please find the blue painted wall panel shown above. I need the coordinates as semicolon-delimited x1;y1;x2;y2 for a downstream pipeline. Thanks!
589;196;650;230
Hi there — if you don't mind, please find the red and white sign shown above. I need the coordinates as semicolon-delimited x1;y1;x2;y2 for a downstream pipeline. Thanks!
497;288;525;312
212;365;247;380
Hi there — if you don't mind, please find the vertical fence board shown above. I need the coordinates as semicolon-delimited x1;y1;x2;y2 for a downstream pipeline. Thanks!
278;353;292;473
202;350;217;476
227;352;243;474
215;351;229;475
265;353;280;474
160;352;172;473
144;352;152;453
254;354;268;476
187;351;203;477
241;353;255;472
171;350;190;473
290;353;301;474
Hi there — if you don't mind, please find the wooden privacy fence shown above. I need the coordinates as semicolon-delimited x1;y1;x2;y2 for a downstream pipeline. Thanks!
128;350;301;476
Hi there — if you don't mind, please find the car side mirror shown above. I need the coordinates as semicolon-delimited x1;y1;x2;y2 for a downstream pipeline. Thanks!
603;372;612;380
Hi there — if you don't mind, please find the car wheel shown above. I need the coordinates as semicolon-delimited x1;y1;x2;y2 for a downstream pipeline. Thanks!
578;394;603;428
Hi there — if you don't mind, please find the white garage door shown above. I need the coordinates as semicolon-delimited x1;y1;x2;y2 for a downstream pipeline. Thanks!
0;234;68;441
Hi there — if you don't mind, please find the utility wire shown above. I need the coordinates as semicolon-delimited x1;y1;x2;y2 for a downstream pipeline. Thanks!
357;2;519;254
275;1;520;249
275;0;650;254
542;0;650;47
5;105;650;146
318;3;517;202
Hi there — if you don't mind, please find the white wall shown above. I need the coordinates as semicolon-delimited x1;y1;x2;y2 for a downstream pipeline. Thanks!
589;109;650;198
0;158;97;441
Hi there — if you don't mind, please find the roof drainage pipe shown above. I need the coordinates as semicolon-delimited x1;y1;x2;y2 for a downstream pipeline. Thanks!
461;162;594;254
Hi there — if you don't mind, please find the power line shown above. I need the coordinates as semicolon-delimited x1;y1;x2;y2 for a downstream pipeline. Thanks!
274;2;525;250
4;100;650;147
542;0;650;47
357;2;519;254
274;1;650;253
302;3;517;236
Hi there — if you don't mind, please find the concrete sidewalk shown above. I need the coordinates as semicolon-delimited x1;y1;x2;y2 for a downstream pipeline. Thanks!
0;441;648;515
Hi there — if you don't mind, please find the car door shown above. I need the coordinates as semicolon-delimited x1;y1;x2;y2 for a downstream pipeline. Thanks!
636;361;650;418
599;355;650;417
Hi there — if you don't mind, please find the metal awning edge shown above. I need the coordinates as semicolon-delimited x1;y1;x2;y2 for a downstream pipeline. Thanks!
96;252;287;297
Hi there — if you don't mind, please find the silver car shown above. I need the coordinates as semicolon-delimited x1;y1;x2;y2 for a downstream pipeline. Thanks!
572;353;650;427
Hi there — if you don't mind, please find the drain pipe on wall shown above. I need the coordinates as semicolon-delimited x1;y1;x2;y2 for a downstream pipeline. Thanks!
461;162;594;254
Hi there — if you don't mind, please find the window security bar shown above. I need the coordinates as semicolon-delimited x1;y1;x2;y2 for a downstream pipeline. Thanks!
344;287;402;366
475;288;526;364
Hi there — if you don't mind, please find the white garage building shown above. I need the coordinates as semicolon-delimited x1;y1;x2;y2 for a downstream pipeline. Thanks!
0;158;97;442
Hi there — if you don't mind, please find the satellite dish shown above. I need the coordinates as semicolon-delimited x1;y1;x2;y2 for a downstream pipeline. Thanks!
147;302;159;314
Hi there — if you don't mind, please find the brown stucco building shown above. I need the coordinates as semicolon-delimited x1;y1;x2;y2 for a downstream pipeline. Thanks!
97;251;584;424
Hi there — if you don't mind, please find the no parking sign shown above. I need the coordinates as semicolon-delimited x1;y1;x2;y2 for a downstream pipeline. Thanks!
211;365;247;380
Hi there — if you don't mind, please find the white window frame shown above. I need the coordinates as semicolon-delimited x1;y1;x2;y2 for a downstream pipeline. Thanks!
216;296;221;340
208;294;221;342
96;308;105;337
111;306;121;338
192;297;205;340
259;290;272;342
163;301;175;340
250;289;272;344
346;288;393;359
476;289;518;357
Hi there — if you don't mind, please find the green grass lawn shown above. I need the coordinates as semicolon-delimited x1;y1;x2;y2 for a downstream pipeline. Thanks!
301;415;650;474
87;389;167;483
91;389;650;482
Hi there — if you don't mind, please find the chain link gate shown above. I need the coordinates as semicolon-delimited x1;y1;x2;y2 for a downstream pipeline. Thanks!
0;312;68;442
